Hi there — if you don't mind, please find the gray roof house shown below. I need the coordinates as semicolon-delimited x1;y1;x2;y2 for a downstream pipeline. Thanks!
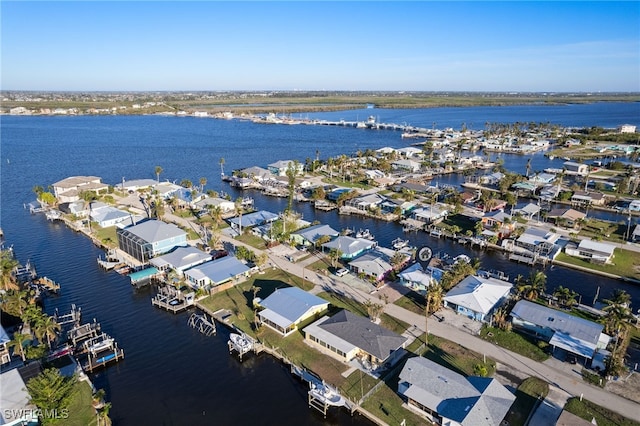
510;300;610;360
0;368;39;424
348;247;395;282
304;309;408;371
89;202;134;228
321;236;376;259
258;287;329;336
227;210;279;230
117;219;187;262
183;255;250;290
398;357;515;426
290;223;340;247
149;246;212;276
632;224;640;243
443;275;513;322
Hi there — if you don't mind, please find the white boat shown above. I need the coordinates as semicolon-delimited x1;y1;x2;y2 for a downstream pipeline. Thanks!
88;337;114;355
392;238;409;250
356;229;374;240
229;333;252;353
309;381;346;407
453;254;471;264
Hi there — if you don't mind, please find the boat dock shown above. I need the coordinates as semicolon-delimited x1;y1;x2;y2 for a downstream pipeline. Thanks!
67;320;101;346
151;286;195;313
290;365;351;417
227;331;255;361
187;312;216;336
53;304;82;327
80;333;125;372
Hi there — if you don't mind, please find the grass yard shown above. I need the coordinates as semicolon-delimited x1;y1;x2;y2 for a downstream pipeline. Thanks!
480;325;549;362
393;291;426;316
93;226;118;248
564;397;640;426
436;213;477;234
362;383;427;426
555;249;640;281
235;233;269;250
504;377;549;426
65;380;103;426
424;334;496;377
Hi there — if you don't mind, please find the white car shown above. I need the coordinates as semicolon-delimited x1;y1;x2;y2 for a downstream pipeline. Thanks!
335;268;349;277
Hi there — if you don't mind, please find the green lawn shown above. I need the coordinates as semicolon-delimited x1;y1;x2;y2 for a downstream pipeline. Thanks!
235;233;269;250
393;291;426;316
480;325;549;362
93;226;118;248
504;377;549;426
362;383;428;426
65;380;101;426
564;397;640;426
424;334;496;377
555;249;640;280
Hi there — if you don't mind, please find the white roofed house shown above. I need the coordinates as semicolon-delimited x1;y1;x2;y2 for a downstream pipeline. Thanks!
321;236;376;260
564;238;616;264
290;223;339;247
392;159;422;173
563;161;589;175
412;204;448;225
89;201;135;228
149;246;212;277
0;368;39;425
513;203;541;220
398;262;441;295
304;309;408;372
267;160;304;177
194;196;236;215
183;255;250;290
52;176;109;203
443;275;513;322
398;357;515;426
345;193;387;212
505;227;561;260
257;287;329;336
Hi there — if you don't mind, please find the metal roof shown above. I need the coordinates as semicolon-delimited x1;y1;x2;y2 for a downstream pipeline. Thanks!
259;287;329;328
322;236;374;256
150;246;211;271
227;210;278;228
120;219;186;244
292;224;339;244
184;256;249;284
444;275;512;315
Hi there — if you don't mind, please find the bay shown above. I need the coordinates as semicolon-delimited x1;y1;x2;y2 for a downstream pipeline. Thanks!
1;103;639;425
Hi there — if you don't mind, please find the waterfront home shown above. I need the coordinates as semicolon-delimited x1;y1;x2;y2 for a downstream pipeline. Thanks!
0;368;39;425
618;124;637;133
528;172;556;184
347;247;397;282
321;236;376;260
149;246;212;277
505;227;560;259
563;161;589;175
396;147;423;158
398;356;515;426
326;187;353;202
52;176;109;203
393;181;432;195
392;159;422;173
479;171;504;186
510;300;610;362
290;223;339;247
237;166;272;181
345;193;387;212
481;210;514;237
58;200;88;217
512;203;541;220
398;263;442;295
89;202;135;228
153;181;184;199
571;190;606;207
545;208;586;228
564;238;616;264
193;196;236;215
0;325;10;365
184;255;250;290
257;287;329;336
117;219;187;262
115;178;158;192
443;275;513;322
227;210;278;232
380;198;416;216
304;309;407;371
267;160;304;176
411;204;448;225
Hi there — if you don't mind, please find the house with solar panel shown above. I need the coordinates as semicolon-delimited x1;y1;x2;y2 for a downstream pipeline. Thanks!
304;309;408;372
257;287;329;336
510;300;610;364
117;219;187;262
398;357;515;425
183;255;250;290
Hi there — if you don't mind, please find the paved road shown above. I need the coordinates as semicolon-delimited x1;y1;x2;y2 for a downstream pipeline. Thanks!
163;211;640;422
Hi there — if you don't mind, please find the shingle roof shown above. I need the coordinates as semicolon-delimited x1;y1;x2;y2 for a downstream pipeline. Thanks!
314;310;407;360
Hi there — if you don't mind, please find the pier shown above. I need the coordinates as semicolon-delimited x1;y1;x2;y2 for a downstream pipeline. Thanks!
67;320;101;346
188;312;216;336
151;286;195;314
80;333;125;372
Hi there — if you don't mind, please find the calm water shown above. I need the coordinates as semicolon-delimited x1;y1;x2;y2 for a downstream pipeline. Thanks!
1;104;639;424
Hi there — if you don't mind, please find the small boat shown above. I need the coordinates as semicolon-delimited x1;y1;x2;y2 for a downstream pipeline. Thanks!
356;229;374;240
309;381;346;407
229;333;253;354
88;337;115;355
392;238;409;250
453;254;471;264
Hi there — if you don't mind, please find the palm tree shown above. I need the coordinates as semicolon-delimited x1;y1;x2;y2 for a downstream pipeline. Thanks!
1;289;29;318
516;271;546;301
426;284;444;315
155;166;163;183
219;157;225;177
0;250;19;291
553;286;578;308
33;315;60;348
234;197;243;235
525;158;532;178
602;289;633;335
8;332;30;362
328;249;342;269
199;177;207;193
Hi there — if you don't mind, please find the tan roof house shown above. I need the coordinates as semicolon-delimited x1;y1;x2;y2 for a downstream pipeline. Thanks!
52;176;109;203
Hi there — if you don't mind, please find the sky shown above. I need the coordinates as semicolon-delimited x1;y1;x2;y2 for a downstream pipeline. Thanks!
1;1;639;92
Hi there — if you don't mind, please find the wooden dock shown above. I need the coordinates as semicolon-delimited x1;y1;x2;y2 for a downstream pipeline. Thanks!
151;286;195;314
67;320;101;346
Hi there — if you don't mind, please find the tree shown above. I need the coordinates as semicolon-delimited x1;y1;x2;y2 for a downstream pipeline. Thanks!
26;369;77;425
285;160;299;213
155;166;163;183
426;284;444;314
601;289;632;335
199;177;207;193
219;157;225;177
234;198;243;235
180;179;193;189
0;250;20;291
33;315;61;348
8;332;30;362
38;192;57;206
364;300;384;323
328;249;342;268
516;271;547;301
553;286;578;308
1;289;29;318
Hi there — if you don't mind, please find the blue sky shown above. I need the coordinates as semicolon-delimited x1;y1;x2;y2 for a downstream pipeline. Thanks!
2;1;639;92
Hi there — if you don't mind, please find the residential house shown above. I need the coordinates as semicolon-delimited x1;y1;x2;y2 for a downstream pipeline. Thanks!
238;166;272;181
380;199;416;216
481;210;514;237
89;202;135;228
0;325;10;365
321;236;376;260
528;173;556;184
398;357;515;426
290;223;340;247
58;201;88;217
510;300;610;361
545;208;586;228
304;309;408;370
571;191;606;207
509;227;560;259
117;219;187;262
618;124;637;133
396;147;423;158
52;176;109;203
115;178;158;192
0;369;39;425
149;246;212;276
346;193;387;212
632;224;640;243
326;188;353;202
398;263;443;295
479;172;504;186
227;210;279;231
267;160;304;176
154;181;184;199
563;161;589;175
412;204;448;225
194;197;236;215
513;203;541;220
443;275;513;322
348;247;396;282
564;239;616;264
392;159;422;173
183;255;250;290
258;287;329;336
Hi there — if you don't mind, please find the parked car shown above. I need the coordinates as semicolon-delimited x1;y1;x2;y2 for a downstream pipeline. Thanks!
335;268;349;277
